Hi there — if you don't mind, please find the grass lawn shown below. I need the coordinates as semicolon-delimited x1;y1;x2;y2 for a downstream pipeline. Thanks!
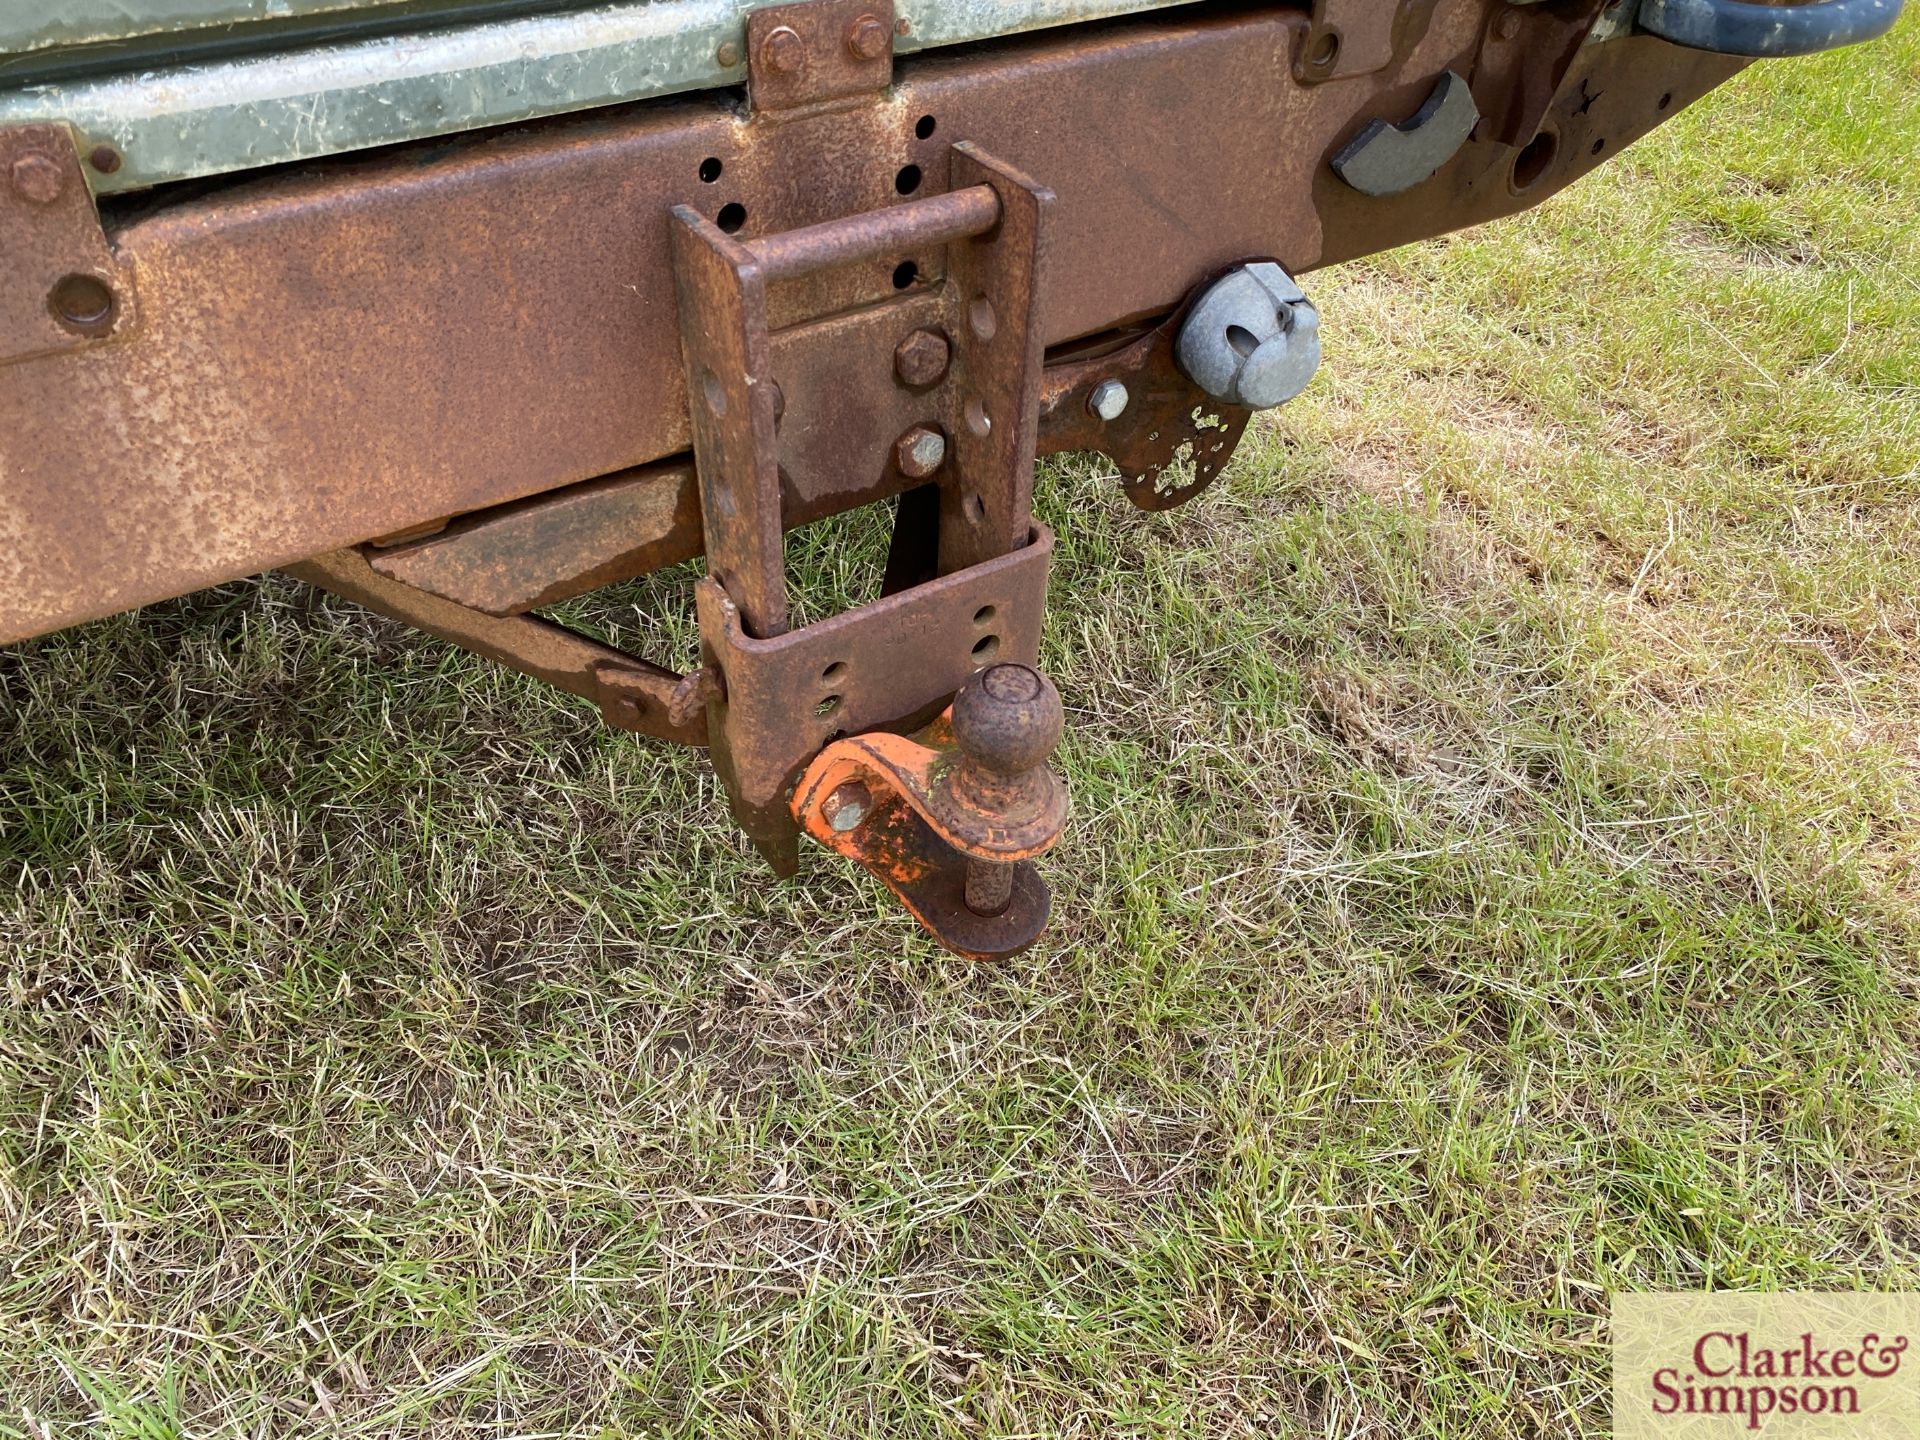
3;19;1918;1437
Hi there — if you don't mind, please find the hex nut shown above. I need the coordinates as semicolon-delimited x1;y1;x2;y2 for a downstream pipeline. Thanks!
1088;379;1130;422
894;328;951;387
895;425;947;479
10;153;64;205
847;14;891;60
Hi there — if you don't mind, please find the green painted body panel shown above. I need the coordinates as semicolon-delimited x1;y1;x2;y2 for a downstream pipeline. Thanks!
0;0;1201;193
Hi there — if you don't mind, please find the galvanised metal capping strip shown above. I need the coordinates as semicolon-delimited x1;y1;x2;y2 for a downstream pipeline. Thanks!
0;0;1202;195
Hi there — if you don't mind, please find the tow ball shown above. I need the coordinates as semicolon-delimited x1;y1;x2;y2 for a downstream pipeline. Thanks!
793;663;1068;960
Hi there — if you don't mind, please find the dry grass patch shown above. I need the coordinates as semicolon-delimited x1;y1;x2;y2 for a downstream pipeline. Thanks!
4;18;1920;1439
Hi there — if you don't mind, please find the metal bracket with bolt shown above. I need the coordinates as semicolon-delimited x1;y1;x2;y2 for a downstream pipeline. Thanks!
792;663;1068;960
671;139;1062;955
0;124;137;367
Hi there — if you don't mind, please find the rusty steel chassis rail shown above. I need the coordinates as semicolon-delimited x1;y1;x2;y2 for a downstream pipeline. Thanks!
1;0;1745;955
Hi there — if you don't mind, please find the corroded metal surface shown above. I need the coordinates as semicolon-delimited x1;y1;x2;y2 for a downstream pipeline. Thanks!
0;7;1746;646
0;125;136;366
367;459;700;616
1298;0;1442;82
791;663;1069;960
695;526;1052;873
746;0;896;113
363;309;1252;617
1038;317;1256;513
676;146;1052;872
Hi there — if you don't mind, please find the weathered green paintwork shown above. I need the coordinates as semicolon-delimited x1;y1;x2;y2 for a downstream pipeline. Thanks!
0;0;1200;194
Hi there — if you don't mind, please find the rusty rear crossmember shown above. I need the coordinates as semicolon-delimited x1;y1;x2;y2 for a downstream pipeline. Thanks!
3;0;1798;955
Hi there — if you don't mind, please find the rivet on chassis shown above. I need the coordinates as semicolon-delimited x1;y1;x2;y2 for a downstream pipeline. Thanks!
895;424;948;479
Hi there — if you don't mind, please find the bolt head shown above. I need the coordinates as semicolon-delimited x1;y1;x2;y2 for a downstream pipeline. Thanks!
826;780;872;832
716;39;741;67
847;14;891;60
951;664;1064;778
10;153;64;205
762;26;805;74
894;328;951;387
1088;379;1130;422
895;425;947;479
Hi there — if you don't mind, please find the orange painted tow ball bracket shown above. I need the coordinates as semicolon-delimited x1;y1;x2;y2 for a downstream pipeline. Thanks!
791;663;1068;960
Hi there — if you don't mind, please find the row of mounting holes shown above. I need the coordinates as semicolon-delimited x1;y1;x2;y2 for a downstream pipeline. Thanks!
972;604;1000;661
890;116;938;287
959;293;996;523
812;602;1000;723
694;115;938;242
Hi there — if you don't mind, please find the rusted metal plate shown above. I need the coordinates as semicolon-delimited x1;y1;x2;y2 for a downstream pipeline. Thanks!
696;524;1052;873
1472;0;1613;145
1037;315;1255;512
367;459;699;615
747;0;896;113
936;147;1051;575
672;206;792;639
1298;0;1440;81
0;7;1745;646
0;0;1207;195
362;309;1243;616
0;125;136;367
672;161;1024;645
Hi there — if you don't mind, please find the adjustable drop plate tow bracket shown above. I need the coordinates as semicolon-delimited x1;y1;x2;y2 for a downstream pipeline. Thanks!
281;179;1325;960
669;142;1072;958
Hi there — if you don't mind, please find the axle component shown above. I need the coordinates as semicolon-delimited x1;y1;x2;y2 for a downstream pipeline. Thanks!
793;663;1068;960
